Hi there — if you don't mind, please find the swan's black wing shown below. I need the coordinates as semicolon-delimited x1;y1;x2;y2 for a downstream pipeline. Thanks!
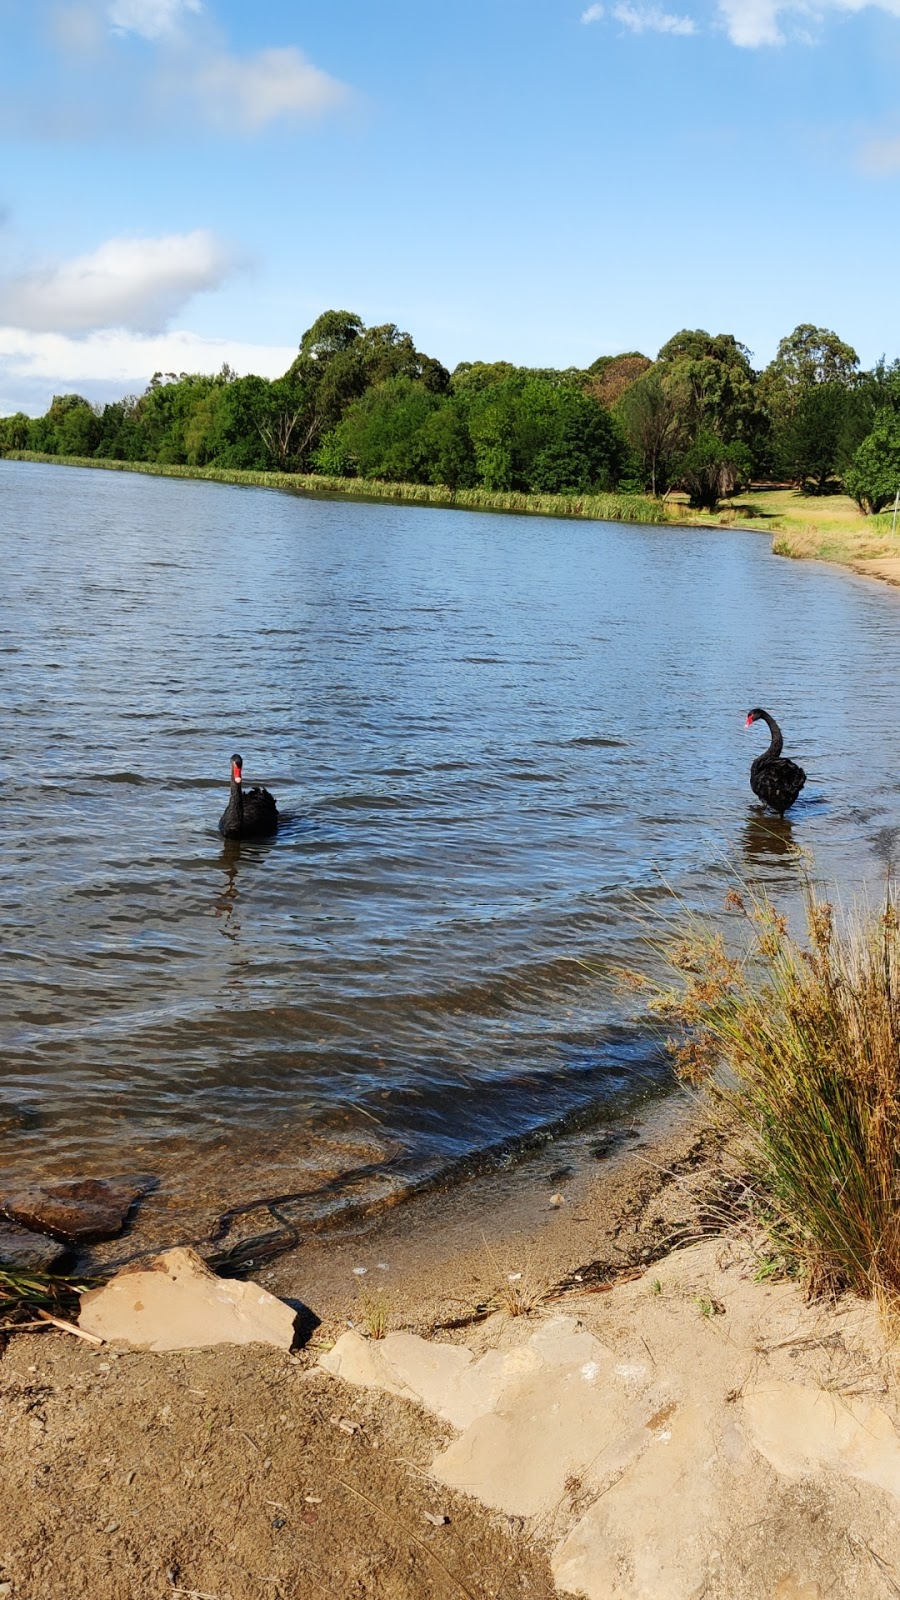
750;756;806;816
241;785;279;836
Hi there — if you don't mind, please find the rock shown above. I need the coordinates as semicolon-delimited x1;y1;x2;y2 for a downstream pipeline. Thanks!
551;1402;719;1599
2;1173;157;1243
741;1382;900;1499
0;1220;69;1272
78;1246;297;1351
322;1316;640;1516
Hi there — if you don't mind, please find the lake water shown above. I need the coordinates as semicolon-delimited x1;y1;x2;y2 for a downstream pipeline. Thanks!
3;460;900;1245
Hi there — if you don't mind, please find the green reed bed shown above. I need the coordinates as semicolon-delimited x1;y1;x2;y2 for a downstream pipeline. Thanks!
0;1266;99;1334
630;881;900;1304
1;451;668;526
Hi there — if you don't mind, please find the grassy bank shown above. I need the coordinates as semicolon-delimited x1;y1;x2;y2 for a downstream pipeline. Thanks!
0;450;668;526
682;484;900;566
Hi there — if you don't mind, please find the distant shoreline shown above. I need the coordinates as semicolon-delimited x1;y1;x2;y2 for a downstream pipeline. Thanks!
0;449;668;526
6;449;900;592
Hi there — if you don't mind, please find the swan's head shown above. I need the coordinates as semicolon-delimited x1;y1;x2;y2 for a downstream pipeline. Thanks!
231;753;243;783
745;708;766;727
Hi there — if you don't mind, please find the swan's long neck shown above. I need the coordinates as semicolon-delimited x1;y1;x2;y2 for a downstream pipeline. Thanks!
758;712;783;761
223;775;244;829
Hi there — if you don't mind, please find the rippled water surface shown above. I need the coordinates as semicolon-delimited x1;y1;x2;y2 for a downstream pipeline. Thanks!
4;460;900;1237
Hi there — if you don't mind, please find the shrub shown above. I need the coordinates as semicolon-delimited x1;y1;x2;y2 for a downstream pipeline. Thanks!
640;879;900;1303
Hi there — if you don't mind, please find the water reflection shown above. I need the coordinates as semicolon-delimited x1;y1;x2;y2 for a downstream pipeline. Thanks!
741;810;800;867
214;843;242;942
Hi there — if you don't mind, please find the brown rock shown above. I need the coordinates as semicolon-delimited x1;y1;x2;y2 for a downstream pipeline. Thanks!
1;1173;156;1243
78;1246;298;1351
0;1221;69;1272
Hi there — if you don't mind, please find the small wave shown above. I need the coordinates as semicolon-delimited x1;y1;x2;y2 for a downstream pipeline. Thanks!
567;736;629;748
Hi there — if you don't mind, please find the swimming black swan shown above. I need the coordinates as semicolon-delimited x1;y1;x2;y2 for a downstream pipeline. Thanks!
218;754;279;839
746;708;806;816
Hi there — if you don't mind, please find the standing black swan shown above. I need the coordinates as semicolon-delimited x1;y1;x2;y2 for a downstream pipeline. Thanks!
218;753;279;839
746;708;806;816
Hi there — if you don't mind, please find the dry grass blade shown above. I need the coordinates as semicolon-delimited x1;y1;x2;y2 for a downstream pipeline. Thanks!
481;1239;545;1318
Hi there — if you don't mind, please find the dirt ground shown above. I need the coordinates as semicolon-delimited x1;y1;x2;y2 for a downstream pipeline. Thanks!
0;1096;743;1600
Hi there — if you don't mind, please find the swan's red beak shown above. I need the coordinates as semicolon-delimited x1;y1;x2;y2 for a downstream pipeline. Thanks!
745;714;753;727
232;764;242;782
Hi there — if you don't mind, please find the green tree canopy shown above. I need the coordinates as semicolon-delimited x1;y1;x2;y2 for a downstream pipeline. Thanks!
762;324;860;412
616;369;684;496
655;329;757;442
844;412;900;514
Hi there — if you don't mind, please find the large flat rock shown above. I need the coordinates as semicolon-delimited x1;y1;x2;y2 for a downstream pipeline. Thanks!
78;1246;297;1351
2;1173;156;1243
741;1382;900;1498
318;1237;900;1600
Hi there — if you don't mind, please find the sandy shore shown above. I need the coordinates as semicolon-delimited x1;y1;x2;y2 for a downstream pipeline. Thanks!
3;1094;899;1600
0;1090;734;1600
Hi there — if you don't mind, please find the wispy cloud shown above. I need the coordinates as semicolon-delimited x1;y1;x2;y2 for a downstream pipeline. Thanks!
613;3;697;31
5;2;353;136
0;231;239;335
717;0;900;47
582;0;696;31
586;0;900;45
107;0;203;42
186;47;350;131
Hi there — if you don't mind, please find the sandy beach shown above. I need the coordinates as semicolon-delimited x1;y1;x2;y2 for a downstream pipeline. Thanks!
5;1089;900;1600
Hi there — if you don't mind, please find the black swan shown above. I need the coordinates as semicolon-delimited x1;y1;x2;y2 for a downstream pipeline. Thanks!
218;754;279;839
746;708;806;816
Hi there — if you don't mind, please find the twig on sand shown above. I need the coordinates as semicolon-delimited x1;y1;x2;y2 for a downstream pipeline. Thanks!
35;1308;103;1345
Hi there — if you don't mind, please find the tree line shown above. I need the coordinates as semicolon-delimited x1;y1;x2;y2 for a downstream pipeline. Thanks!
2;309;899;513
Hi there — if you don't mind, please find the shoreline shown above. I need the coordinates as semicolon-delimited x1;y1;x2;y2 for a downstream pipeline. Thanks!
7;450;900;599
6;1090;900;1600
0;1088;739;1600
258;1085;718;1339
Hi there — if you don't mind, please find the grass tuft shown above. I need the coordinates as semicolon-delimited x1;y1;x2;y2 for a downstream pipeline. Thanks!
0;1266;98;1331
644;876;900;1306
355;1283;391;1340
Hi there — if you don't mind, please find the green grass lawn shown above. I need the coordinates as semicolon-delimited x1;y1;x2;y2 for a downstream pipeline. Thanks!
671;486;900;567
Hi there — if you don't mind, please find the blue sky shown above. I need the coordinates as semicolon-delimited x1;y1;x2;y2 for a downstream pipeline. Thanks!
1;0;898;414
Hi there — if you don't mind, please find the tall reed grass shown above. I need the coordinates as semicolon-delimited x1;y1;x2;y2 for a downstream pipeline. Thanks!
635;880;900;1303
1;451;669;526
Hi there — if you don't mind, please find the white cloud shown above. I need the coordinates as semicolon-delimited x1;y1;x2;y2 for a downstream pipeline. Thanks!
14;4;353;137
188;46;350;131
0;231;238;335
716;0;785;43
582;0;696;30
718;0;900;46
0;327;296;413
107;0;203;41
613;2;697;30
